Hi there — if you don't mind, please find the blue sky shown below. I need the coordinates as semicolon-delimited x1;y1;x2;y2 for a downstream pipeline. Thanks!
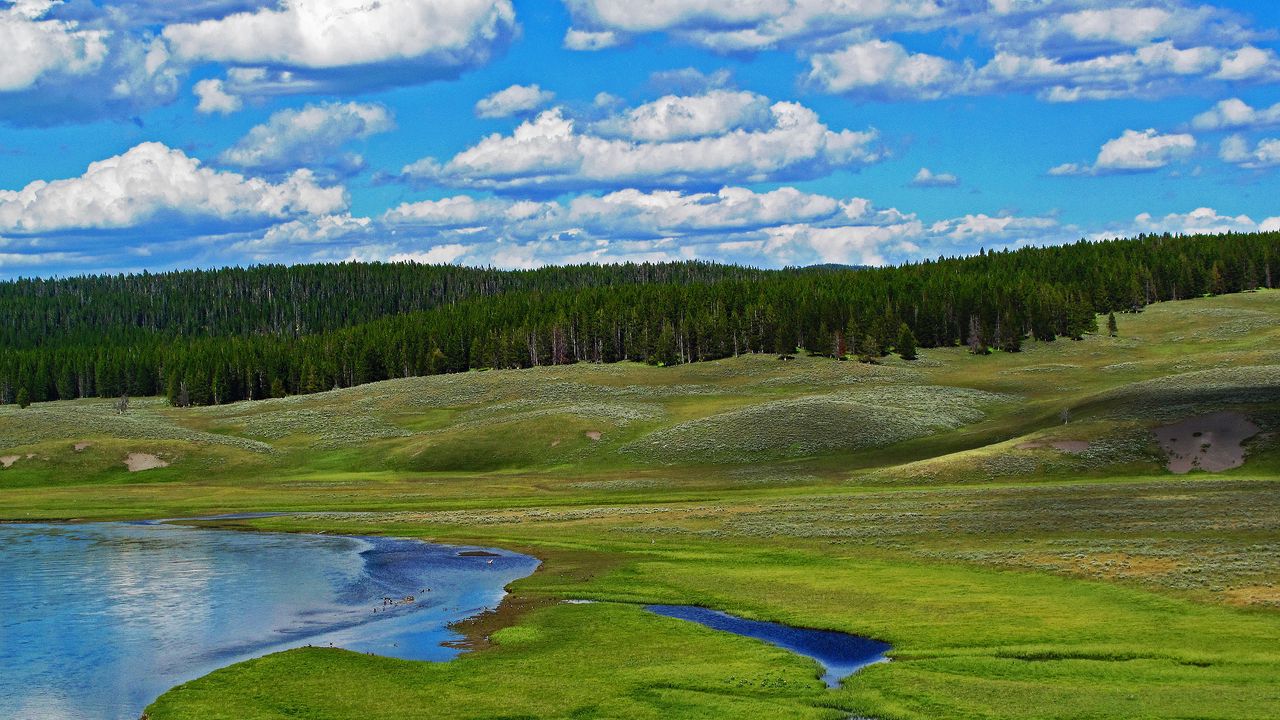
1;0;1278;277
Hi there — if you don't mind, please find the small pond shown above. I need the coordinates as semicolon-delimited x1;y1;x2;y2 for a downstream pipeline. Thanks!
647;604;891;688
0;521;538;720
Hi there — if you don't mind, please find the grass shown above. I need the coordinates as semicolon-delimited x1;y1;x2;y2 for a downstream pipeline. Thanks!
4;290;1280;718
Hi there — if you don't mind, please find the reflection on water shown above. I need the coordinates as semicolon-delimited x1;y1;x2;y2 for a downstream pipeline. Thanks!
646;604;891;688
0;523;538;720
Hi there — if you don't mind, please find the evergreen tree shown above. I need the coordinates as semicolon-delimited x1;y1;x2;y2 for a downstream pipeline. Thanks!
1107;312;1118;337
652;323;678;366
896;323;918;361
858;334;879;364
16;387;29;409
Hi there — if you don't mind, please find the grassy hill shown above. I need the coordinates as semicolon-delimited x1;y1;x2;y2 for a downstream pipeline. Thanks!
4;290;1280;719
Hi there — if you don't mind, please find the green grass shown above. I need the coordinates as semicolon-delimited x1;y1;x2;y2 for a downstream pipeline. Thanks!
5;291;1280;719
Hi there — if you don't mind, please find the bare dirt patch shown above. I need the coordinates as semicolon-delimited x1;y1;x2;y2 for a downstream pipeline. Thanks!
125;453;169;472
1017;440;1091;453
1223;585;1280;608
1155;412;1260;474
585;431;603;442
1;455;19;469
74;442;93;452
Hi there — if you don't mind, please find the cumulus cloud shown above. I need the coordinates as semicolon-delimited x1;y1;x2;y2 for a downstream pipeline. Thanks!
0;1;108;92
1055;7;1178;45
402;93;881;193
193;77;241;114
164;0;515;68
563;2;1279;103
808;40;963;100
1051;128;1195;176
0;3;180;125
1105;207;1280;238
1219;134;1280;169
930;213;1059;242
235;183;1077;270
475;84;555;119
561;0;944;52
1096;128;1196;170
0;142;346;234
1214;45;1278;80
220;101;395;173
910;167;959;187
1192;98;1280;131
591;90;773;141
163;0;517;95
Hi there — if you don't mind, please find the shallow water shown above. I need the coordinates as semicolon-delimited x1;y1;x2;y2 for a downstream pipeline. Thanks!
0;522;538;720
646;604;890;687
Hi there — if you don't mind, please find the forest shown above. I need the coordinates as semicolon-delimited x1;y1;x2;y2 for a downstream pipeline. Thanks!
0;230;1275;407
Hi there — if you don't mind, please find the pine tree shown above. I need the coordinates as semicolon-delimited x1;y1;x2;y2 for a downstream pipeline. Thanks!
896;323;918;361
967;315;990;355
858;334;879;364
652;323;678;366
1107;312;1118;337
16;387;30;409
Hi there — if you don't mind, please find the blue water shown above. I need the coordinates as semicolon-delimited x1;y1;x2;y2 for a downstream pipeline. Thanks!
646;605;890;688
0;522;538;720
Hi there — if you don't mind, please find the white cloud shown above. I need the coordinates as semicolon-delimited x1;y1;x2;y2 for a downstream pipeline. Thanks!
808;40;962;99
1192;98;1280;131
910;167;959;187
1053;128;1195;175
1219;134;1280;169
0;2;108;91
0;4;182;125
402;94;881;192
563;0;1278;103
193;77;241;114
388;244;471;265
475;84;555;119
165;0;515;68
1213;46;1279;81
930;213;1058;241
562;0;944;52
592;90;773;141
0;142;346;233
220;101;395;172
805;35;1280;103
563;28;621;51
242;184;1076;270
1125;207;1274;237
1048;162;1087;177
1056;8;1176;45
163;0;516;95
1096;128;1196;171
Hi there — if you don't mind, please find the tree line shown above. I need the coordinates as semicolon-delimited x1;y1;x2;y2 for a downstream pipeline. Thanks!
1;231;1274;407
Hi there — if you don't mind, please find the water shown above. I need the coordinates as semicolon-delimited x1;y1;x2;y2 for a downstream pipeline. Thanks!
0;522;539;720
646;605;890;688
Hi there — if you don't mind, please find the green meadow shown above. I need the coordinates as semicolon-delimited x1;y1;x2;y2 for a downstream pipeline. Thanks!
3;290;1279;719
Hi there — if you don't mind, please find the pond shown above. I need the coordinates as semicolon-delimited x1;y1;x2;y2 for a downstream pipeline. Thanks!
0;521;538;720
647;604;891;688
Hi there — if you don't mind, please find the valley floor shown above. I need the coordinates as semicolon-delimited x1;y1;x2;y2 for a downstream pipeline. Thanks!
4;291;1280;719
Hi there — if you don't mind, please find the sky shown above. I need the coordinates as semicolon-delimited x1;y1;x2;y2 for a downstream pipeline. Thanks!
1;0;1279;278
